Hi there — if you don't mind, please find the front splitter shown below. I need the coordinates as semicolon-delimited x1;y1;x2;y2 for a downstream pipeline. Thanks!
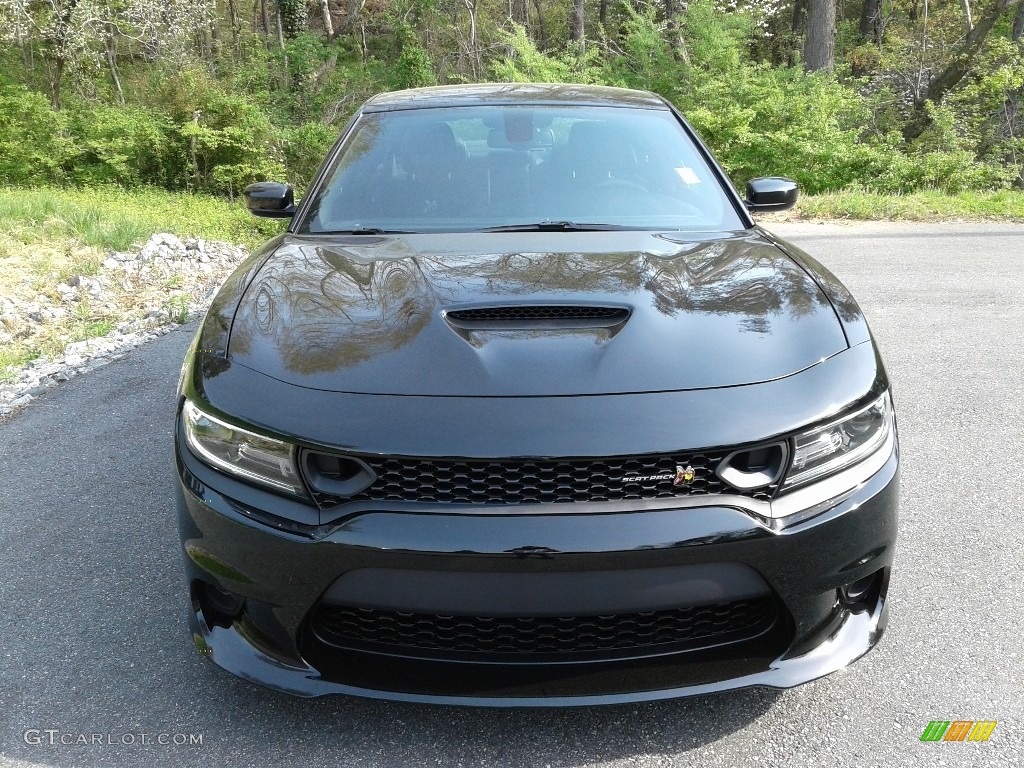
189;594;887;707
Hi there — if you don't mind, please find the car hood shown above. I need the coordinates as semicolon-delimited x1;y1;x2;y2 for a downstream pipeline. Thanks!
226;230;848;396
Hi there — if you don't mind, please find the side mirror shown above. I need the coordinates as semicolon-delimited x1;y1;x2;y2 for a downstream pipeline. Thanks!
243;182;297;218
744;177;798;213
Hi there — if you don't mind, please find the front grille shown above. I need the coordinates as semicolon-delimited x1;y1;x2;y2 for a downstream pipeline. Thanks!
446;305;628;323
311;597;777;659
328;452;775;507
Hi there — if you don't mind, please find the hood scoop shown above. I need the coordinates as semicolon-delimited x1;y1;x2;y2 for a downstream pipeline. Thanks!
444;304;631;331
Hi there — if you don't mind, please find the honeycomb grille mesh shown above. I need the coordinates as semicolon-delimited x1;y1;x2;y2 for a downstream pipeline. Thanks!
338;452;774;506
312;597;777;657
446;305;628;323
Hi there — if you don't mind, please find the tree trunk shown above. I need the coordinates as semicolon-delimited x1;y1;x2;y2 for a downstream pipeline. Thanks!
41;0;82;110
571;0;585;41
207;18;221;66
336;0;366;34
599;0;608;26
859;0;881;42
533;0;548;47
276;3;290;79
804;0;836;71
663;0;686;57
322;0;335;40
227;0;241;48
792;0;808;37
511;0;529;27
104;23;124;105
464;0;482;78
959;0;975;30
903;0;1023;141
1013;2;1024;38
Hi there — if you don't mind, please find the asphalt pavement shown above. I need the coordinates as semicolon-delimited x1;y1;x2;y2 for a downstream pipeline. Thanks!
1;221;1022;767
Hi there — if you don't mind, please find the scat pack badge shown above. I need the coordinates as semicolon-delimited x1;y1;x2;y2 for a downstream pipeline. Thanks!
623;464;696;487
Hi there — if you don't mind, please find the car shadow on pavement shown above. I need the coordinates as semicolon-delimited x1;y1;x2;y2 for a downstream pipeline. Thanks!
200;671;784;765
158;657;784;766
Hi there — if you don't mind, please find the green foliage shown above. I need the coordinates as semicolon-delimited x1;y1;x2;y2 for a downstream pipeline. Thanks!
491;24;602;84
0;0;1021;200
278;0;309;39
681;65;879;193
599;4;678;95
0;82;73;185
387;26;438;91
67;105;173;187
679;0;752;75
163;294;192;324
156;68;287;194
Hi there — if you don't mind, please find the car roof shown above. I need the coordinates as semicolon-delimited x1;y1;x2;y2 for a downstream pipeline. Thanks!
362;83;669;112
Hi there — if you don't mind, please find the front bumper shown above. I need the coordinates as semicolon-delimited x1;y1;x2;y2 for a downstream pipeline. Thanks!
175;431;898;706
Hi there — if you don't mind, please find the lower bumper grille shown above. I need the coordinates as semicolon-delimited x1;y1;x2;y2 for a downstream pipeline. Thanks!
310;597;778;660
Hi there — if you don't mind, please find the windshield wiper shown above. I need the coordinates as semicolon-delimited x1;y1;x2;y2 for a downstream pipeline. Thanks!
477;221;636;232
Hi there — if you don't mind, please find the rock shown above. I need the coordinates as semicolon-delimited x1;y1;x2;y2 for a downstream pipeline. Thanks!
63;339;100;357
10;393;34;408
24;382;55;397
141;233;186;262
2;233;250;414
69;276;103;298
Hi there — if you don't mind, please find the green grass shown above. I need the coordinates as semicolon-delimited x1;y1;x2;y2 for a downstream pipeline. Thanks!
0;317;118;382
0;185;284;251
794;188;1024;221
0;346;40;382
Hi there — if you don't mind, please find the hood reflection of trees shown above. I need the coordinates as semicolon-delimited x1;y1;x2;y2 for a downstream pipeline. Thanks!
230;237;832;375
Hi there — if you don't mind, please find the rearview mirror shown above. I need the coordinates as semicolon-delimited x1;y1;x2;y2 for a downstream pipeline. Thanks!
744;177;798;213
243;182;297;218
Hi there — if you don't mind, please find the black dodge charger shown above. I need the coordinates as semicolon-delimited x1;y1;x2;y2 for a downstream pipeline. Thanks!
174;83;899;705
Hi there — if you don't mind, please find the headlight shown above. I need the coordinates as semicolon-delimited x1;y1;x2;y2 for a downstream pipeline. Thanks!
781;392;893;490
182;400;307;497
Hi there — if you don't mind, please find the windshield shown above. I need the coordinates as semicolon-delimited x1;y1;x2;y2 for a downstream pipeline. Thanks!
298;105;744;233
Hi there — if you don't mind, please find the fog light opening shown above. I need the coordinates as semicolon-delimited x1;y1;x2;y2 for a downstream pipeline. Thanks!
840;569;883;608
196;581;245;626
716;442;788;491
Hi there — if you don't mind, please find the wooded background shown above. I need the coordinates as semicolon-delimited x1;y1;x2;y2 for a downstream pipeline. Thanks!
2;0;1023;196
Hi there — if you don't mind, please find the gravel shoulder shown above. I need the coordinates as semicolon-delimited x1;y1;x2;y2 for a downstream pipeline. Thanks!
0;234;247;417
